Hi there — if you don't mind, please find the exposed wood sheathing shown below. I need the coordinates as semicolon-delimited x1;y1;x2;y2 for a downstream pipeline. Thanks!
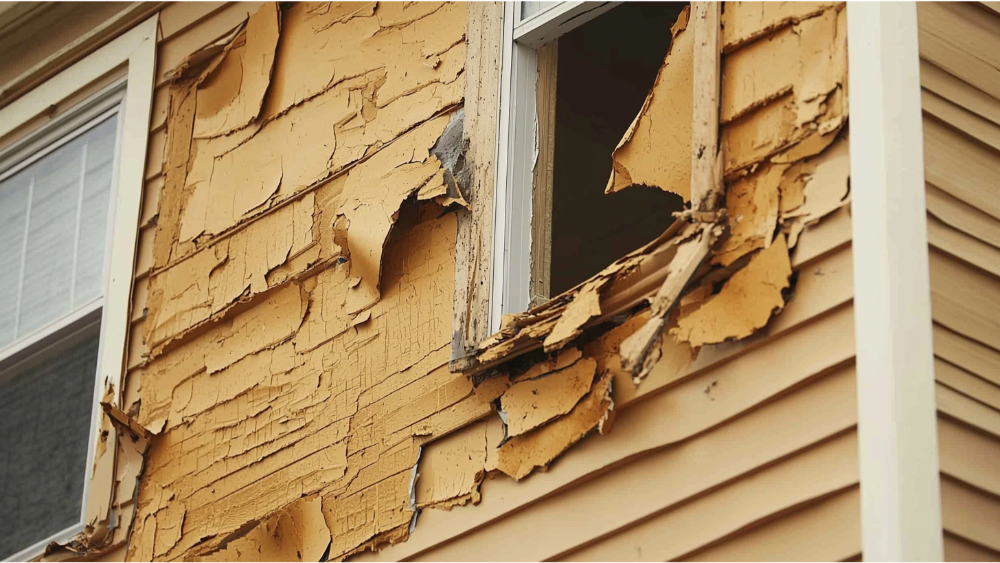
918;3;1000;559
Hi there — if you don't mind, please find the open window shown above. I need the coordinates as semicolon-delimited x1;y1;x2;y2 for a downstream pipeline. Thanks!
0;17;155;561
491;1;687;332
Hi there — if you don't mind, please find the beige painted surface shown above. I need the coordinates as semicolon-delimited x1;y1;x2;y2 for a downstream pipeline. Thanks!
918;2;1000;561
361;2;860;560
2;1;865;560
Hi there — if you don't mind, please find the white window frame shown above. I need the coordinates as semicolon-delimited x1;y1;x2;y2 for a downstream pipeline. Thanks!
0;14;157;562
490;1;619;334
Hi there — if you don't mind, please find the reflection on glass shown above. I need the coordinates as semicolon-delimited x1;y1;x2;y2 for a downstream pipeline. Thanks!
0;114;118;348
521;1;560;21
0;321;100;557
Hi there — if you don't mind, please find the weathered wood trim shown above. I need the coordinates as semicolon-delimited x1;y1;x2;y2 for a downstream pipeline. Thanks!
529;39;558;309
451;2;503;371
690;1;722;211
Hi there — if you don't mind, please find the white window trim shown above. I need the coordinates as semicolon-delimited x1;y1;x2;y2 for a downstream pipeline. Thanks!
490;1;619;334
846;2;944;560
0;14;157;562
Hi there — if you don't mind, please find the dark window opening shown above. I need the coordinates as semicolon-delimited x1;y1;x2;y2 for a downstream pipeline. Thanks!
547;2;687;296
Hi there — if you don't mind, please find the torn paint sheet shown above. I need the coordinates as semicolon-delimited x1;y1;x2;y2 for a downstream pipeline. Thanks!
194;496;331;562
542;276;608;352
337;112;455;315
714;163;785;266
501;357;597;438
606;6;693;201
721;2;840;53
414;423;487;510
193;2;280;139
778;133;851;248
496;371;614;481
671;234;793;347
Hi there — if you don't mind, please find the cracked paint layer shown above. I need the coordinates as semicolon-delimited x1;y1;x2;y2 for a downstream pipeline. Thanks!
126;3;483;562
193;2;280;139
101;2;856;562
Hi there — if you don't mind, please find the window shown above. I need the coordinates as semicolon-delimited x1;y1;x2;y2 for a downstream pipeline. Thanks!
0;15;156;561
0;93;122;559
491;1;686;332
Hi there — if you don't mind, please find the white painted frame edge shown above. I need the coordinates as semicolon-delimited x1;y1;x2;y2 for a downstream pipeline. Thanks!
489;1;619;334
0;14;158;563
847;2;943;561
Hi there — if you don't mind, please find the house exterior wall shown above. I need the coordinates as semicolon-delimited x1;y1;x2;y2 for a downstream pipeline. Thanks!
6;1;990;561
917;2;1000;560
362;3;860;560
125;2;474;561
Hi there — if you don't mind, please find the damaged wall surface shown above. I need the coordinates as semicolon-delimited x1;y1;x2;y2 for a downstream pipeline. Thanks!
120;2;483;561
918;2;1000;559
34;1;994;561
360;2;865;560
97;1;864;561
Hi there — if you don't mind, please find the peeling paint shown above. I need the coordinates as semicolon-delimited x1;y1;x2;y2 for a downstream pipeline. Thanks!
108;2;855;561
605;6;693;201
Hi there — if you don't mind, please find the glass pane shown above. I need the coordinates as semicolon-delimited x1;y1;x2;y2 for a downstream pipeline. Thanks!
0;174;30;345
18;138;82;336
521;1;559;21
0;320;100;557
74;118;117;306
0;113;118;348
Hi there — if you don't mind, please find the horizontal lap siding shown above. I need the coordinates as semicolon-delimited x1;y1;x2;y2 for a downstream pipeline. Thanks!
356;4;860;556
125;1;254;381
918;2;1000;560
359;220;858;563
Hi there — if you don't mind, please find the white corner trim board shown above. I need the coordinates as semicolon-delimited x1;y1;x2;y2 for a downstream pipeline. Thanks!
847;2;944;561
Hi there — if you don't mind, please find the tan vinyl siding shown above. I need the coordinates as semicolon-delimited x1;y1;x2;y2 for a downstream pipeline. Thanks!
919;2;1000;560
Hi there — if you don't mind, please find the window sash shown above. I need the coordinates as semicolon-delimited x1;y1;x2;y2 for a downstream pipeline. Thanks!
0;95;123;363
513;1;619;47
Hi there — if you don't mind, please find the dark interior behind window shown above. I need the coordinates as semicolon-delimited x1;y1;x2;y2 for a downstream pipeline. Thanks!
549;2;687;296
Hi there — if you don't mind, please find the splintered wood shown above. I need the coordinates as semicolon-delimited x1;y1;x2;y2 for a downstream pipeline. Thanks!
107;2;855;562
464;0;850;480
